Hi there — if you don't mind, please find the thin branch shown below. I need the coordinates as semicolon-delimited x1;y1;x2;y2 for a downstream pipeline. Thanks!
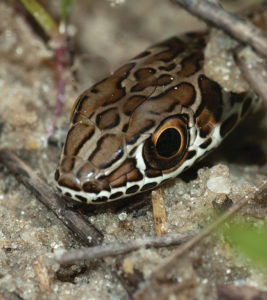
0;150;103;246
234;49;267;103
55;231;197;264
171;0;267;58
217;285;267;300
134;180;267;299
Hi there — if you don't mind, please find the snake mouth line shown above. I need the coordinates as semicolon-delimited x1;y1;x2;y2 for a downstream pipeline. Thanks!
55;33;258;204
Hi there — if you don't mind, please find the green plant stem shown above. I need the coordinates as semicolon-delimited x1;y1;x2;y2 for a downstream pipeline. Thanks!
19;0;59;39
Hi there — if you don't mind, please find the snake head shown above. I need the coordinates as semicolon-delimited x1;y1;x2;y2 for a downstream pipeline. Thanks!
55;34;259;204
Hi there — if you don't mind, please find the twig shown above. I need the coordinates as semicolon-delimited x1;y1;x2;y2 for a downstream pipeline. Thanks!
0;289;25;300
171;0;267;58
0;150;103;246
217;285;267;300
115;261;144;297
134;180;267;299
234;48;267;103
55;231;197;264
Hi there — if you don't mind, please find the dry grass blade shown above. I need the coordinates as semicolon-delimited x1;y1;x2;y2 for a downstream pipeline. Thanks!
151;187;168;235
32;256;51;293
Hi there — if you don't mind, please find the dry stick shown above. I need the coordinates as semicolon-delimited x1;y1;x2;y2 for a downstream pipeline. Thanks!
134;181;267;299
171;0;267;58
0;150;103;246
217;285;267;299
235;50;267;103
55;230;197;264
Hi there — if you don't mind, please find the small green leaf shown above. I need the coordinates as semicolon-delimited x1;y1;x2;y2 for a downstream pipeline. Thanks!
19;0;59;39
61;0;75;25
225;223;267;265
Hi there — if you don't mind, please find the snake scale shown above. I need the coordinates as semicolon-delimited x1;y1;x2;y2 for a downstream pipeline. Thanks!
55;31;259;204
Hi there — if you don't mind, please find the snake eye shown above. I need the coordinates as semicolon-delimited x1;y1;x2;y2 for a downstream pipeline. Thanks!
143;116;189;171
156;128;181;158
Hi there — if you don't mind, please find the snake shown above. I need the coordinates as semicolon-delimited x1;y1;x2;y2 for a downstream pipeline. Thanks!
55;31;259;204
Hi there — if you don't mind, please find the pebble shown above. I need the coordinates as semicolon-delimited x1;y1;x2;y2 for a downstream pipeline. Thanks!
207;176;231;194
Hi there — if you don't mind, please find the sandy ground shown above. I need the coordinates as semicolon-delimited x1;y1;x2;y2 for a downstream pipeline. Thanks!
0;0;266;299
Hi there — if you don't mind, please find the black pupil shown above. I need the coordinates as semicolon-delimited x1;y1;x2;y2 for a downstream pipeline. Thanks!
156;128;181;158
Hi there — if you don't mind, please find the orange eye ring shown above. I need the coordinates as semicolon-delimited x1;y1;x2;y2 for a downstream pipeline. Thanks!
143;116;189;170
152;118;186;159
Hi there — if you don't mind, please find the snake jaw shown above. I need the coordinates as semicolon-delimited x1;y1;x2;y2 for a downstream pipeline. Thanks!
55;33;259;204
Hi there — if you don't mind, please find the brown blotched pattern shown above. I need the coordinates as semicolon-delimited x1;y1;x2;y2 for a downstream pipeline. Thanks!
55;32;259;203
